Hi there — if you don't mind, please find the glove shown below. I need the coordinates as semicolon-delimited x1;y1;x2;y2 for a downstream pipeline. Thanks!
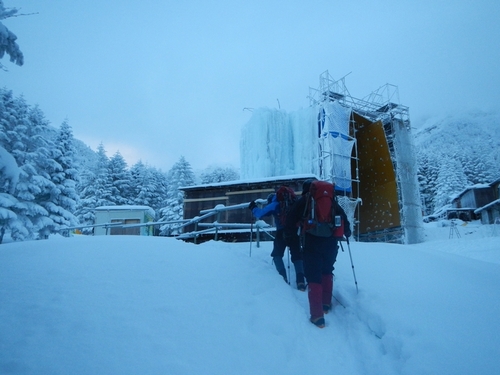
344;227;352;238
248;200;257;210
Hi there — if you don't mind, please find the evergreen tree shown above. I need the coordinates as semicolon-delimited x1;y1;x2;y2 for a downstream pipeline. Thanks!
0;1;24;69
159;156;195;235
463;152;497;185
149;167;169;215
43;119;79;232
130;161;169;217
417;150;440;215
8;97;57;240
434;155;468;211
75;143;112;233
93;143;113;207
0;88;11;147
417;151;430;215
0;89;22;241
26;105;61;238
75;167;97;234
0;145;20;243
0;88;18;150
200;165;239;184
0;145;18;193
108;151;132;205
130;161;154;208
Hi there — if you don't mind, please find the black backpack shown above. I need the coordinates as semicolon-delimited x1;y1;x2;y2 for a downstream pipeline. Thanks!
275;186;297;227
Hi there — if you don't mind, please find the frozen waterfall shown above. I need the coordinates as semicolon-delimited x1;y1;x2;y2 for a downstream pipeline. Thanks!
240;101;355;192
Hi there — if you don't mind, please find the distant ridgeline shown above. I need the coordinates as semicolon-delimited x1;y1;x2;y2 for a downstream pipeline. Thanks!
240;71;424;244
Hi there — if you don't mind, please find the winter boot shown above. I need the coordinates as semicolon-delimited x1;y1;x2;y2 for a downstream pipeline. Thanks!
273;256;288;283
296;274;306;291
310;316;325;328
293;260;306;291
308;283;324;328
321;274;333;314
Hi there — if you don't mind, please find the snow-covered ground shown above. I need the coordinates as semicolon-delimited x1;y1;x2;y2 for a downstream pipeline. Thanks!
1;220;499;375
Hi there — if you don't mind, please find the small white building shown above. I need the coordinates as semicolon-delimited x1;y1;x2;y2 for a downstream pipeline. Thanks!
94;205;155;236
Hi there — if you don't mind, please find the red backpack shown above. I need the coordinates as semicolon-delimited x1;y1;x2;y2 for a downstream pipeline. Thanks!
275;186;297;226
302;180;344;238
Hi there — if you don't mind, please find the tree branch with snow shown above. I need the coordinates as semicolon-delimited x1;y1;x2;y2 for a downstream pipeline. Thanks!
0;0;25;70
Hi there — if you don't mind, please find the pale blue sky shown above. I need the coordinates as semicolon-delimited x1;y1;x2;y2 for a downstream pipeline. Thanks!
2;0;499;172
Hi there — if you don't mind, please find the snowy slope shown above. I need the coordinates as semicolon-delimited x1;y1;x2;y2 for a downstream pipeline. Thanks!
1;222;499;375
413;110;500;165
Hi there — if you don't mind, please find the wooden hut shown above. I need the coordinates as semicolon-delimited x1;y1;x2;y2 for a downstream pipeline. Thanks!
474;178;500;224
180;174;317;242
450;184;495;221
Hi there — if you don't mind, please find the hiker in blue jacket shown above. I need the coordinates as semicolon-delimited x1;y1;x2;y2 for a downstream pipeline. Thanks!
249;192;306;291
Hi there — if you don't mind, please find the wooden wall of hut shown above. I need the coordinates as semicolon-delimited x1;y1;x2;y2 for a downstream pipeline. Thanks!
181;175;317;240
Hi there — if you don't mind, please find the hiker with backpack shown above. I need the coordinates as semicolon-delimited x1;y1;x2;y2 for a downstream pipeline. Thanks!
285;178;351;328
248;187;306;291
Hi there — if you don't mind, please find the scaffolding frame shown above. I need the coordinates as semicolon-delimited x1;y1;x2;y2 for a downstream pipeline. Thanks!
308;71;361;239
307;70;422;243
308;70;410;125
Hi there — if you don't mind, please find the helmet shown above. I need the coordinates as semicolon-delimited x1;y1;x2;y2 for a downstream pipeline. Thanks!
302;178;317;195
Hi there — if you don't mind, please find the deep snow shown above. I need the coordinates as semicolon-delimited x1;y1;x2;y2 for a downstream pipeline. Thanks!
1;220;499;375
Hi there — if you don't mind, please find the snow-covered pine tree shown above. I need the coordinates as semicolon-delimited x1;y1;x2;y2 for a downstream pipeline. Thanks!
434;154;468;211
417;151;430;215
130;161;168;219
130;161;153;208
0;89;20;242
0;1;24;70
108;151;133;206
0;145;18;194
75;143;113;233
44;119;79;232
0;88;16;147
6;96;58;240
149;167;169;215
93;143;114;207
200;165;239;184
461;151;497;185
159;156;195;235
0;145;20;243
75;167;98;234
417;150;440;215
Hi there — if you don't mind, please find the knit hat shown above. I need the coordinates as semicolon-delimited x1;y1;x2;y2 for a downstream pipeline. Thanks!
302;178;317;195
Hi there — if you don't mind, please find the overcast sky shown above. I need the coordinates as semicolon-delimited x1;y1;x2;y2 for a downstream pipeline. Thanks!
2;0;499;172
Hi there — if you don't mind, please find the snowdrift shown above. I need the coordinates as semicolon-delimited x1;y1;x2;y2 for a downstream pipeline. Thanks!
1;221;499;375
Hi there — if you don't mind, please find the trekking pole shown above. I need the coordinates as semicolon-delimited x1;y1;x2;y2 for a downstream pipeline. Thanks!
249;222;253;257
287;247;291;285
297;226;305;254
340;238;358;294
346;237;358;293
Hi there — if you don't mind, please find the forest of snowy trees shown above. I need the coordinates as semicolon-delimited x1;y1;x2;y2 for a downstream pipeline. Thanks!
0;88;241;243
